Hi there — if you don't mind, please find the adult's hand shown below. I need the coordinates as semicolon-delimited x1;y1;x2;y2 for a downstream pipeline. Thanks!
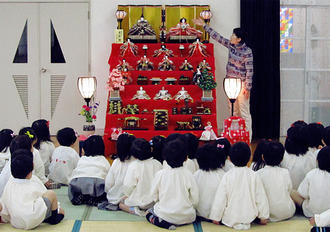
243;89;250;99
192;18;205;27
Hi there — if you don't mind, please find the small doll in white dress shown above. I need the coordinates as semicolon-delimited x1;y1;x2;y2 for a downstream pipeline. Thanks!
200;121;217;141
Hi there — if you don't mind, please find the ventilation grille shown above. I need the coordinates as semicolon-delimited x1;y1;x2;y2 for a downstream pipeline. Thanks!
50;75;65;118
13;75;28;119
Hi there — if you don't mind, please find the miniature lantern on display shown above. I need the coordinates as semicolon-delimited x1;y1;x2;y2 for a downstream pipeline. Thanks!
200;10;213;43
223;76;242;116
116;10;127;29
77;76;97;107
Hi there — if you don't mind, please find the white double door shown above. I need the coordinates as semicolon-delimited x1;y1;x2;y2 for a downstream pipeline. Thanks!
0;2;89;134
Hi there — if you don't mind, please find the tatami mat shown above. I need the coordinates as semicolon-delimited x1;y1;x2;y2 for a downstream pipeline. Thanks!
0;220;74;232
57;194;88;220
201;220;311;232
86;207;144;221
79;221;195;232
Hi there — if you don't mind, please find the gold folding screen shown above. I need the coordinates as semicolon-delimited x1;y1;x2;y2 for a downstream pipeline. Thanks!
117;5;210;41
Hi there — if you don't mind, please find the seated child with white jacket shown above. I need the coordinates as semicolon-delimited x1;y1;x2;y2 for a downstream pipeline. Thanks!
194;143;227;221
291;146;330;218
281;125;316;190
48;127;79;185
0;135;47;196
215;138;233;172
209;142;269;230
0;129;14;173
105;133;136;208
32;119;55;175
119;138;162;216
19;127;50;187
146;139;199;230
0;149;64;230
69;135;110;206
256;141;295;222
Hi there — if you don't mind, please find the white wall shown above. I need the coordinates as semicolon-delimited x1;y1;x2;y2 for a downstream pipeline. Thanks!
90;0;240;134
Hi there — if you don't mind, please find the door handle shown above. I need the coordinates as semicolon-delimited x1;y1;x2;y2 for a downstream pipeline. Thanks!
41;68;47;73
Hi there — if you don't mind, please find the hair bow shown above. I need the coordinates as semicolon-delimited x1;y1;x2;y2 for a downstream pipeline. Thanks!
25;131;34;139
11;133;15;138
217;144;224;149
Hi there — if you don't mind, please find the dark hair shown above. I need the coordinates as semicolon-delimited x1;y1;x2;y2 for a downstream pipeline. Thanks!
10;135;32;155
305;123;324;148
130;138;152;161
317;146;330;173
229;142;251;167
263;141;285;166
151;135;165;163
56;127;77;146
32;119;52;149
252;139;268;171
18;127;37;144
11;150;34;179
323;126;330;146
285;126;308;156
233;28;247;44
183;133;199;159
116;133;136;162
83;135;104;157
215;138;231;157
0;129;14;152
163;139;186;168
290;120;307;128
165;133;185;144
196;143;226;171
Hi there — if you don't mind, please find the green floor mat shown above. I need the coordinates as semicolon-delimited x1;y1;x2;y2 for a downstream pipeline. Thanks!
86;207;145;221
57;194;88;220
53;186;69;196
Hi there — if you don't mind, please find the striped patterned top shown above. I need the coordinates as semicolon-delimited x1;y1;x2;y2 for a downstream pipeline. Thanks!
204;25;253;91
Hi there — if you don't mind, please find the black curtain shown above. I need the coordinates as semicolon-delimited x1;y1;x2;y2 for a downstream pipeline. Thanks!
241;0;280;140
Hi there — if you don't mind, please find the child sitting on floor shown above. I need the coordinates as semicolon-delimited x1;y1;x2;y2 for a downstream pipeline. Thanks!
0;135;32;196
183;133;199;172
119;138;162;216
209;142;269;230
146;139;199;230
48;127;79;185
256;141;295;222
194;143;227;221
215;138;233;172
32;119;55;175
0;129;14;172
0;149;64;229
19;127;50;187
291;146;330;218
105;133;136;208
281;125;315;189
150;135;165;164
69;135;110;206
251;139;268;171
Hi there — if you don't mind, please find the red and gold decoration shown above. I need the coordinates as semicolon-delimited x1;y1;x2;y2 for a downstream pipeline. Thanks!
220;116;250;145
120;39;138;57
188;39;208;57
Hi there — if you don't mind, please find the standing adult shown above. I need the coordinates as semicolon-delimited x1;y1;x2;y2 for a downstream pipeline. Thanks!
193;18;253;141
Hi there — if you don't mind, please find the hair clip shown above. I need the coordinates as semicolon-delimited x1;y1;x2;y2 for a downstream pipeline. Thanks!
216;137;225;140
217;144;224;149
75;132;79;137
149;140;153;146
46;121;50;128
11;133;15;138
25;131;34;139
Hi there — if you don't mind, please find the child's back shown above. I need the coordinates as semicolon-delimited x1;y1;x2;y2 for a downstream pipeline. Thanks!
48;145;79;184
70;155;109;180
105;133;135;205
0;129;13;172
209;142;269;230
123;157;162;207
256;141;295;222
152;166;198;224
48;128;79;185
194;143;227;219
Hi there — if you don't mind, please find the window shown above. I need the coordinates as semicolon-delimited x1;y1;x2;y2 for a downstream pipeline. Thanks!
280;3;330;136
